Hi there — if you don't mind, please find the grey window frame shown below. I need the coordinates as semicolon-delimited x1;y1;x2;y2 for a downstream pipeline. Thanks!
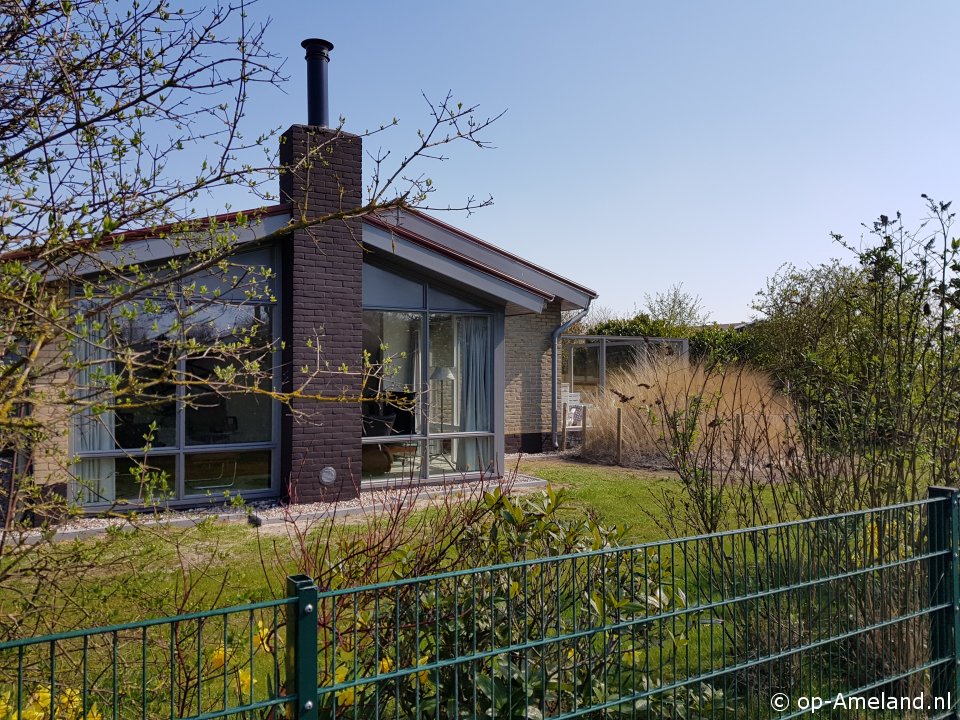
71;245;282;508
361;261;503;485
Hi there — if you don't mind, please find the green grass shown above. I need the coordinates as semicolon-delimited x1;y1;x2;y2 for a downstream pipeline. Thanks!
517;457;682;542
2;459;681;636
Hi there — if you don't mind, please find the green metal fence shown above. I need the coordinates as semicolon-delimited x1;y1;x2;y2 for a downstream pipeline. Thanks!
2;488;959;719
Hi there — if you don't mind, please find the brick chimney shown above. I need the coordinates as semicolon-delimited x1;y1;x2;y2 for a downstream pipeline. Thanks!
279;39;363;502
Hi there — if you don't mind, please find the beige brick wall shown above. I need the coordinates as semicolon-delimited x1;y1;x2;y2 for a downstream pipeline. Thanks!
29;338;73;491
504;301;561;451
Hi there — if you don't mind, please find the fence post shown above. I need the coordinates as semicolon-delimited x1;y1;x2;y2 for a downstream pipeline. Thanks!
286;574;319;720
929;487;960;714
581;406;588;451
616;407;623;466
561;402;568;451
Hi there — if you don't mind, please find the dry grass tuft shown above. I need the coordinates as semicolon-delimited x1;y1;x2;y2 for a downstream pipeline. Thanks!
579;357;791;469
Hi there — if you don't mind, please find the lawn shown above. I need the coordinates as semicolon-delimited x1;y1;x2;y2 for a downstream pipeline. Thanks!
515;456;681;542
1;459;681;638
0;460;861;718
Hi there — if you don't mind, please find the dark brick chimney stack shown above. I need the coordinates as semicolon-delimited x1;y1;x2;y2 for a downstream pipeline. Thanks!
279;40;363;502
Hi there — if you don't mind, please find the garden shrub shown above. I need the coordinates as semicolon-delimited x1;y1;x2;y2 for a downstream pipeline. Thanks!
309;487;726;719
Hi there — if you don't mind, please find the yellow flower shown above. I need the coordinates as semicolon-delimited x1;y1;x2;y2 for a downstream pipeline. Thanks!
210;645;228;671
237;668;256;696
0;691;12;718
57;686;82;718
410;656;434;691
18;685;89;720
333;665;357;707
24;686;52;720
378;656;394;674
255;620;272;652
22;706;46;720
621;650;644;667
336;686;356;707
84;705;104;720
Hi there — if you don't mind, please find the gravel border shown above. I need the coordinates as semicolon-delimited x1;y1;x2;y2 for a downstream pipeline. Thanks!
18;474;547;544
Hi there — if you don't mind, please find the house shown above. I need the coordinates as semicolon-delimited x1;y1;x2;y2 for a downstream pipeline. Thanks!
30;39;596;508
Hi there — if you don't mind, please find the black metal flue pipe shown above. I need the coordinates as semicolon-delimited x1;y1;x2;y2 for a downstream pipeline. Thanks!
302;38;334;127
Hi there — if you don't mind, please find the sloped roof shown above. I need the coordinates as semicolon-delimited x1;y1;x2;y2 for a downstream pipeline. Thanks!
363;208;596;313
13;203;596;315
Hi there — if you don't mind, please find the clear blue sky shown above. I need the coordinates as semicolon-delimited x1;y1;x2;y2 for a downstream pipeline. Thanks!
210;1;960;322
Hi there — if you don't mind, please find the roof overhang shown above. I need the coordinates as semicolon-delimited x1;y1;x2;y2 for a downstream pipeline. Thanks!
363;209;596;314
25;206;294;280
363;220;550;315
22;201;596;317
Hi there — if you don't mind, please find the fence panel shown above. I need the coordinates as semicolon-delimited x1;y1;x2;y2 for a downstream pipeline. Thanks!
0;597;295;720
0;491;957;719
313;494;957;719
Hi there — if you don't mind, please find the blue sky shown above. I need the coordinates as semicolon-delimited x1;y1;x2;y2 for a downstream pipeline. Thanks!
208;1;960;321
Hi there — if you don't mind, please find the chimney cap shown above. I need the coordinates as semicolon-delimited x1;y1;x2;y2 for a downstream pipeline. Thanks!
301;38;334;57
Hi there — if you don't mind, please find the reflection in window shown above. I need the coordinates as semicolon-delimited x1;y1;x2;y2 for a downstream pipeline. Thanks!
362;311;420;437
360;266;496;481
427;437;494;476
572;344;601;392
185;305;273;446
75;455;176;505
73;248;278;506
429;314;491;435
361;441;422;481
184;451;271;495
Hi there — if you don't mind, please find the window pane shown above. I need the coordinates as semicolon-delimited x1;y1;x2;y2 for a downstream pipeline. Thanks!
73;247;281;506
184;302;273;347
362;263;424;308
428;285;485;311
183;247;277;302
75;455;176;505
362;441;423;481
605;343;647;375
363;311;421;437
572;344;600;394
427;437;494;476
184;451;271;495
111;300;179;449
429;314;491;433
184;305;274;446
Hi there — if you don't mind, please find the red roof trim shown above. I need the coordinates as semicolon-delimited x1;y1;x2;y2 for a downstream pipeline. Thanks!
402;207;598;299
2;204;293;262
103;203;294;244
363;215;555;302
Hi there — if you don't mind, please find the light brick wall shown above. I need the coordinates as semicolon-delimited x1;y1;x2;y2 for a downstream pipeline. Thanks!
29;339;73;494
503;301;561;453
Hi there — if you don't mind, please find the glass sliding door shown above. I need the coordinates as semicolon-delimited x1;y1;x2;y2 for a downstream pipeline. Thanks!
361;310;423;480
427;314;493;475
361;261;497;483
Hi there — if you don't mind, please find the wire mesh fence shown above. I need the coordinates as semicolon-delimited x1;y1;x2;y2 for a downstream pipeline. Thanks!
0;597;295;720
1;490;958;719
312;493;956;719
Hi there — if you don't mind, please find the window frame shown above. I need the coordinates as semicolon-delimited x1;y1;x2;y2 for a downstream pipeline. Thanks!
70;245;282;508
361;261;501;485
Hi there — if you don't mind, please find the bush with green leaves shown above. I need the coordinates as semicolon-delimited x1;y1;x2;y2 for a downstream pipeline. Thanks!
313;487;726;719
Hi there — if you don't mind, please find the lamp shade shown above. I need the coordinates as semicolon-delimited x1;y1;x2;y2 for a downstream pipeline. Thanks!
430;366;456;382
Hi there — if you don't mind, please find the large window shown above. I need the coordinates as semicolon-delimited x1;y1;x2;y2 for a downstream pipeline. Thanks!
361;263;496;482
73;247;279;506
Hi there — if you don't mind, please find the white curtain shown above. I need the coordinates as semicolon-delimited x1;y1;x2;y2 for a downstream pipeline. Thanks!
74;313;116;502
455;317;491;473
